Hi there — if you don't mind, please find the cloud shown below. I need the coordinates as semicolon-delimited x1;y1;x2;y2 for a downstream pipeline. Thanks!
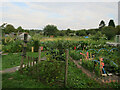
1;2;118;30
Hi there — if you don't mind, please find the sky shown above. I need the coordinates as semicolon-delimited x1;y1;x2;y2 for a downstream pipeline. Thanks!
0;0;119;30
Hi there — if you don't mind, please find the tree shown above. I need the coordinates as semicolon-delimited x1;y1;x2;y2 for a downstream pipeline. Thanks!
92;31;103;40
99;20;105;28
86;29;96;35
115;25;120;35
17;26;24;32
4;24;17;33
76;30;87;36
101;26;116;40
66;28;72;36
0;23;7;34
43;25;59;36
108;19;115;27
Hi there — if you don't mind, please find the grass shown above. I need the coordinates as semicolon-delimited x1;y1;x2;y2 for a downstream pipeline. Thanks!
2;71;50;88
67;60;103;88
33;36;89;42
2;52;46;70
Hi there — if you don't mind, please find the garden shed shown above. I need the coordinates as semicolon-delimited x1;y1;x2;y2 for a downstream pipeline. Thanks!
17;32;31;41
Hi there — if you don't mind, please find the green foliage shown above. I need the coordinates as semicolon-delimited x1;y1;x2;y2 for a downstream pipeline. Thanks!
86;29;97;35
4;24;17;33
69;50;82;60
17;26;24;32
108;19;115;27
2;40;23;53
101;26;116;40
22;61;65;87
94;63;100;76
43;24;59;36
91;31;105;40
76;30;87;36
33;40;39;52
115;25;120;35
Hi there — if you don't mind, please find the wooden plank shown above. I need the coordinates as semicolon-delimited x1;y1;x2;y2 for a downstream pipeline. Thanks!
38;47;41;62
65;49;69;87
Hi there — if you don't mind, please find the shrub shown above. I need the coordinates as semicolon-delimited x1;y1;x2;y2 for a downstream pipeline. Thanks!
22;61;65;86
33;40;39;52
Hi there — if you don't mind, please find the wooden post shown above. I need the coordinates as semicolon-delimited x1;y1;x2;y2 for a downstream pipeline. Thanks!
65;49;69;87
5;37;6;43
33;57;35;66
38;47;41;62
20;51;24;72
20;33;28;73
32;47;34;52
27;56;29;67
30;57;32;67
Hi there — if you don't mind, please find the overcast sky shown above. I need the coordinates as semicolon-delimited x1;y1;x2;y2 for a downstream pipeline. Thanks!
0;1;119;30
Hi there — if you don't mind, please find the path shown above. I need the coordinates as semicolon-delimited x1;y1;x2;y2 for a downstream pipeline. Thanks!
0;56;47;74
70;57;119;84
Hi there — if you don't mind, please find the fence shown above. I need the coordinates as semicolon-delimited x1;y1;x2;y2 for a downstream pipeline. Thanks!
20;46;69;87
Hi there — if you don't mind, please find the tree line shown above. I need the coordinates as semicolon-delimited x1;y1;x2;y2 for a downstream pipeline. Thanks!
1;19;120;40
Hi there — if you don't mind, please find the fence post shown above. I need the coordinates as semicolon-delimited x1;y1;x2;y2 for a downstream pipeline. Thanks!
30;57;32;67
33;57;35;66
20;33;28;73
38;47;41;62
20;50;24;73
27;56;29;67
65;49;69;87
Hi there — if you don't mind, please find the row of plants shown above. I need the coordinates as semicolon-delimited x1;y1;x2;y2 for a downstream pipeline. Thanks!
81;59;100;76
21;53;65;87
69;47;120;76
2;36;118;54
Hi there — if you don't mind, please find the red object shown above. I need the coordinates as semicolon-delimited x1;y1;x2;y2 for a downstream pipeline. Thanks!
41;47;43;51
101;62;104;68
80;52;83;55
74;46;76;50
86;52;89;59
80;52;86;58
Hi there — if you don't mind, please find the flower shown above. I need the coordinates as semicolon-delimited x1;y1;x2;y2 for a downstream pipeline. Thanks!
74;46;76;50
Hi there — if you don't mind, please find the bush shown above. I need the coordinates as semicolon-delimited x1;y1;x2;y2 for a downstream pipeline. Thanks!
2;40;23;53
69;50;82;60
22;61;65;86
101;26;116;40
33;40;39;52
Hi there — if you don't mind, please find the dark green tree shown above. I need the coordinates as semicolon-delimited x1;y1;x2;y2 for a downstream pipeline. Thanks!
76;30;87;36
0;23;7;34
43;25;59;36
115;25;120;35
66;28;71;36
99;20;105;28
17;26;24;32
101;26;116;40
4;24;17;33
108;19;115;27
86;29;96;35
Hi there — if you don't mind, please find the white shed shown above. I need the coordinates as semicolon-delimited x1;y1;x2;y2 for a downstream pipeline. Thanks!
17;33;31;41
